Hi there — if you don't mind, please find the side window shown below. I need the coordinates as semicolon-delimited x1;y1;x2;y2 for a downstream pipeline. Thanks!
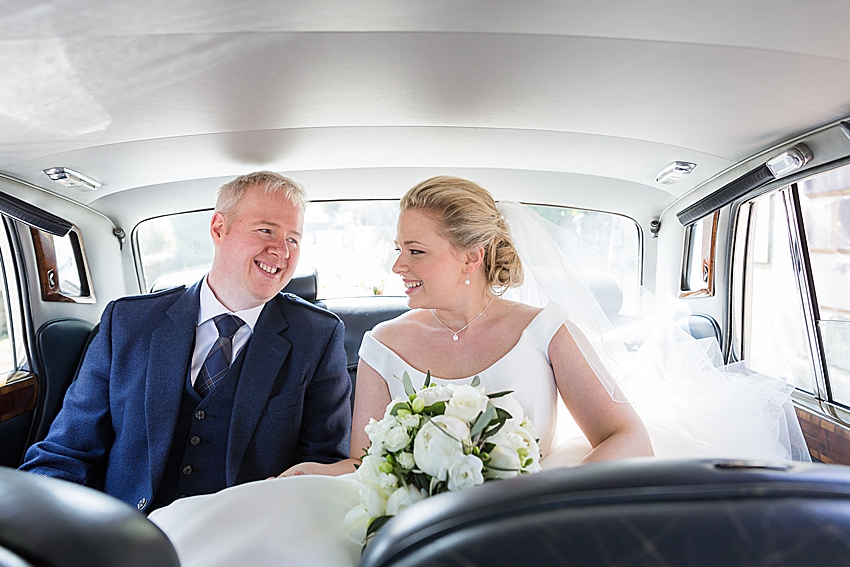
797;164;850;405
30;227;95;303
680;211;719;297
734;188;816;393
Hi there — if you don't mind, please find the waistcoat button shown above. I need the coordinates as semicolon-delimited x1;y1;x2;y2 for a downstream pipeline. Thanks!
195;410;205;420
182;465;193;475
190;435;201;446
137;498;147;511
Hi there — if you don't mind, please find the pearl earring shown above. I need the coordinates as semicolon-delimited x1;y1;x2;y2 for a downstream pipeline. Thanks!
465;271;470;285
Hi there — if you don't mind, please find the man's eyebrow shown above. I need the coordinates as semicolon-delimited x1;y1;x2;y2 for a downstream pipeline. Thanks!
256;220;301;237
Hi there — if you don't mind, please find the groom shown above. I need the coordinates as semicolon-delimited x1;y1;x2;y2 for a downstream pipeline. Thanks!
21;171;351;513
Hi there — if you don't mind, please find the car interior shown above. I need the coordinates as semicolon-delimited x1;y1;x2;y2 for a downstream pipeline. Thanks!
2;1;850;565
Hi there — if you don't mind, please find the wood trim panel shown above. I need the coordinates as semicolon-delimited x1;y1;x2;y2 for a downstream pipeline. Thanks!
0;373;38;423
30;227;95;304
796;405;850;465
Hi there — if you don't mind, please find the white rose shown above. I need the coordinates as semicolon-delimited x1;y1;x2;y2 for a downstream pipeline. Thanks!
379;472;399;491
485;444;521;480
342;504;370;545
413;415;469;481
417;384;454;407
385;484;426;516
446;453;485;492
397;451;416;470
383;424;411;452
359;484;389;516
398;413;421;429
364;418;393;455
445;384;489;423
356;455;388;491
490;393;525;426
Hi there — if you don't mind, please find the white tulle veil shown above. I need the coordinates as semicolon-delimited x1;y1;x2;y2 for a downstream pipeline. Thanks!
497;202;810;462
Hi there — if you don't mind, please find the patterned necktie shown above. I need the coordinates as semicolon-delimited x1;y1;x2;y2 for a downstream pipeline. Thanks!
195;314;245;398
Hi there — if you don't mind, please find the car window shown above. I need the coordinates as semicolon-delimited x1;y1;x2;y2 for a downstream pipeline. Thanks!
735;189;817;393
134;201;641;302
798;163;850;405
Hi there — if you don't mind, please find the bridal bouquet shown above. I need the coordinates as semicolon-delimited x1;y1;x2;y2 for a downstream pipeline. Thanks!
343;372;542;545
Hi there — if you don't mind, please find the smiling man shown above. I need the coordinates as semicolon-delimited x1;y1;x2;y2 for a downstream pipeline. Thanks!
20;172;351;513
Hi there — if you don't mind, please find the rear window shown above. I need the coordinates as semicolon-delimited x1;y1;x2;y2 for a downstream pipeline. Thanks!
134;201;641;303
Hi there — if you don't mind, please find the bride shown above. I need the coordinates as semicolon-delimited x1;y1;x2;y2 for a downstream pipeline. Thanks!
150;176;805;567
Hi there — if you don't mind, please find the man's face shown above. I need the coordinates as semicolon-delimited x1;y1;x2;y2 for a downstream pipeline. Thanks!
207;184;304;311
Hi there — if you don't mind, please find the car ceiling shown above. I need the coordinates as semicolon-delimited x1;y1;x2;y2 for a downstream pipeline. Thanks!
2;0;850;222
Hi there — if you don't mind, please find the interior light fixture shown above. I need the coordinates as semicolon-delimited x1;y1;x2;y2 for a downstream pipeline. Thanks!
655;161;696;185
43;167;101;191
765;144;813;179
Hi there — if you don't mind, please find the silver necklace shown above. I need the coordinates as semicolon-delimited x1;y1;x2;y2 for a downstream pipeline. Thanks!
431;297;495;342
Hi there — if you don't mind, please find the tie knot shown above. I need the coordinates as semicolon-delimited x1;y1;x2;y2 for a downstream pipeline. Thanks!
213;314;244;339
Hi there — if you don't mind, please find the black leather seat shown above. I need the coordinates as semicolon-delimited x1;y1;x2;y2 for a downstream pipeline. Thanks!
360;459;850;567
0;467;178;567
31;318;97;445
325;296;409;408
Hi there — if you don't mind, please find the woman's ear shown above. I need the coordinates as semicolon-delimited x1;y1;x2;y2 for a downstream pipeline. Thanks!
465;247;485;272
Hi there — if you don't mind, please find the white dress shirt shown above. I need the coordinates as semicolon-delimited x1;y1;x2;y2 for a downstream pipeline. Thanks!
189;276;265;386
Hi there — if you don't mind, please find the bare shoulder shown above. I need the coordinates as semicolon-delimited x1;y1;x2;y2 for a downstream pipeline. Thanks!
370;309;430;342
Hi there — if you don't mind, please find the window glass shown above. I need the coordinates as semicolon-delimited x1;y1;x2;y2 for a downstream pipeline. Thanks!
135;212;214;292
742;190;816;393
526;205;641;314
0;267;13;377
52;232;84;297
798;163;850;404
134;201;642;302
680;212;718;297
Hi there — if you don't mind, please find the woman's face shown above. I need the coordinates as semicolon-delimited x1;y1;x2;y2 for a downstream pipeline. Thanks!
393;209;469;310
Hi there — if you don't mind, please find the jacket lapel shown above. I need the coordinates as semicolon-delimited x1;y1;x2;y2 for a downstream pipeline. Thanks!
226;296;291;485
145;283;200;490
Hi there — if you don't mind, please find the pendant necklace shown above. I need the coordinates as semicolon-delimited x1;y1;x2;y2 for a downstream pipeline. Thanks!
431;297;495;342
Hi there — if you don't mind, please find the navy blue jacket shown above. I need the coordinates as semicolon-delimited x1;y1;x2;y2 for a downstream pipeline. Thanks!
20;282;351;511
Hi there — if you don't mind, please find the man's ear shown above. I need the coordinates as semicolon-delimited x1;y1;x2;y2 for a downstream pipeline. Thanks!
210;212;227;245
465;246;485;272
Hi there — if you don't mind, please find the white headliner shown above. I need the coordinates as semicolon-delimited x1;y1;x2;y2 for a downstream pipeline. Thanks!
2;0;850;220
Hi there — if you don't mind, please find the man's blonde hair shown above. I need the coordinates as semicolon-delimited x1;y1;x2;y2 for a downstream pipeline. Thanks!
215;171;307;226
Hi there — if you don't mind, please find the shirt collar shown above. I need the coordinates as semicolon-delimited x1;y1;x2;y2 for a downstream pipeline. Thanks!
198;275;264;331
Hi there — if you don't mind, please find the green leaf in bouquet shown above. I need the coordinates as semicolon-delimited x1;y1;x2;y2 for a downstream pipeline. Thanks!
494;407;513;421
366;515;393;539
481;442;496;454
481;419;507;440
471;375;481;388
424;369;431;388
470;405;496;438
412;472;430;491
389;402;409;416
402;371;416;397
423;401;446;415
486;390;514;399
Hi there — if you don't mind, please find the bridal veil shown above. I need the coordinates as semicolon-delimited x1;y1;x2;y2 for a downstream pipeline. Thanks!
498;202;810;462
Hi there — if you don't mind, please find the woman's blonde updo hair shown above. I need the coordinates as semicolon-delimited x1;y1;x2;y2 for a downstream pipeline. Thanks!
400;176;523;294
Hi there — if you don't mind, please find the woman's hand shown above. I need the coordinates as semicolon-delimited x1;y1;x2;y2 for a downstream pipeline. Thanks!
277;459;359;478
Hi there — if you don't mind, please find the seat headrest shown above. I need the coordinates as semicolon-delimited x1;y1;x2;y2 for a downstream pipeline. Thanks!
282;269;318;303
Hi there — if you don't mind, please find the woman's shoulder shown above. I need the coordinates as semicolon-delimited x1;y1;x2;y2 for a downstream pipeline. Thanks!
370;309;429;342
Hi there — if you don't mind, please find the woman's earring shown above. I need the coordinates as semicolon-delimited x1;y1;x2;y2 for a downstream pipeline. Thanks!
465;271;470;285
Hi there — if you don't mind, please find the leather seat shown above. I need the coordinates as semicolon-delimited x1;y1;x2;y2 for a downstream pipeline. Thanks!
31;318;97;445
360;458;850;567
0;467;178;567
